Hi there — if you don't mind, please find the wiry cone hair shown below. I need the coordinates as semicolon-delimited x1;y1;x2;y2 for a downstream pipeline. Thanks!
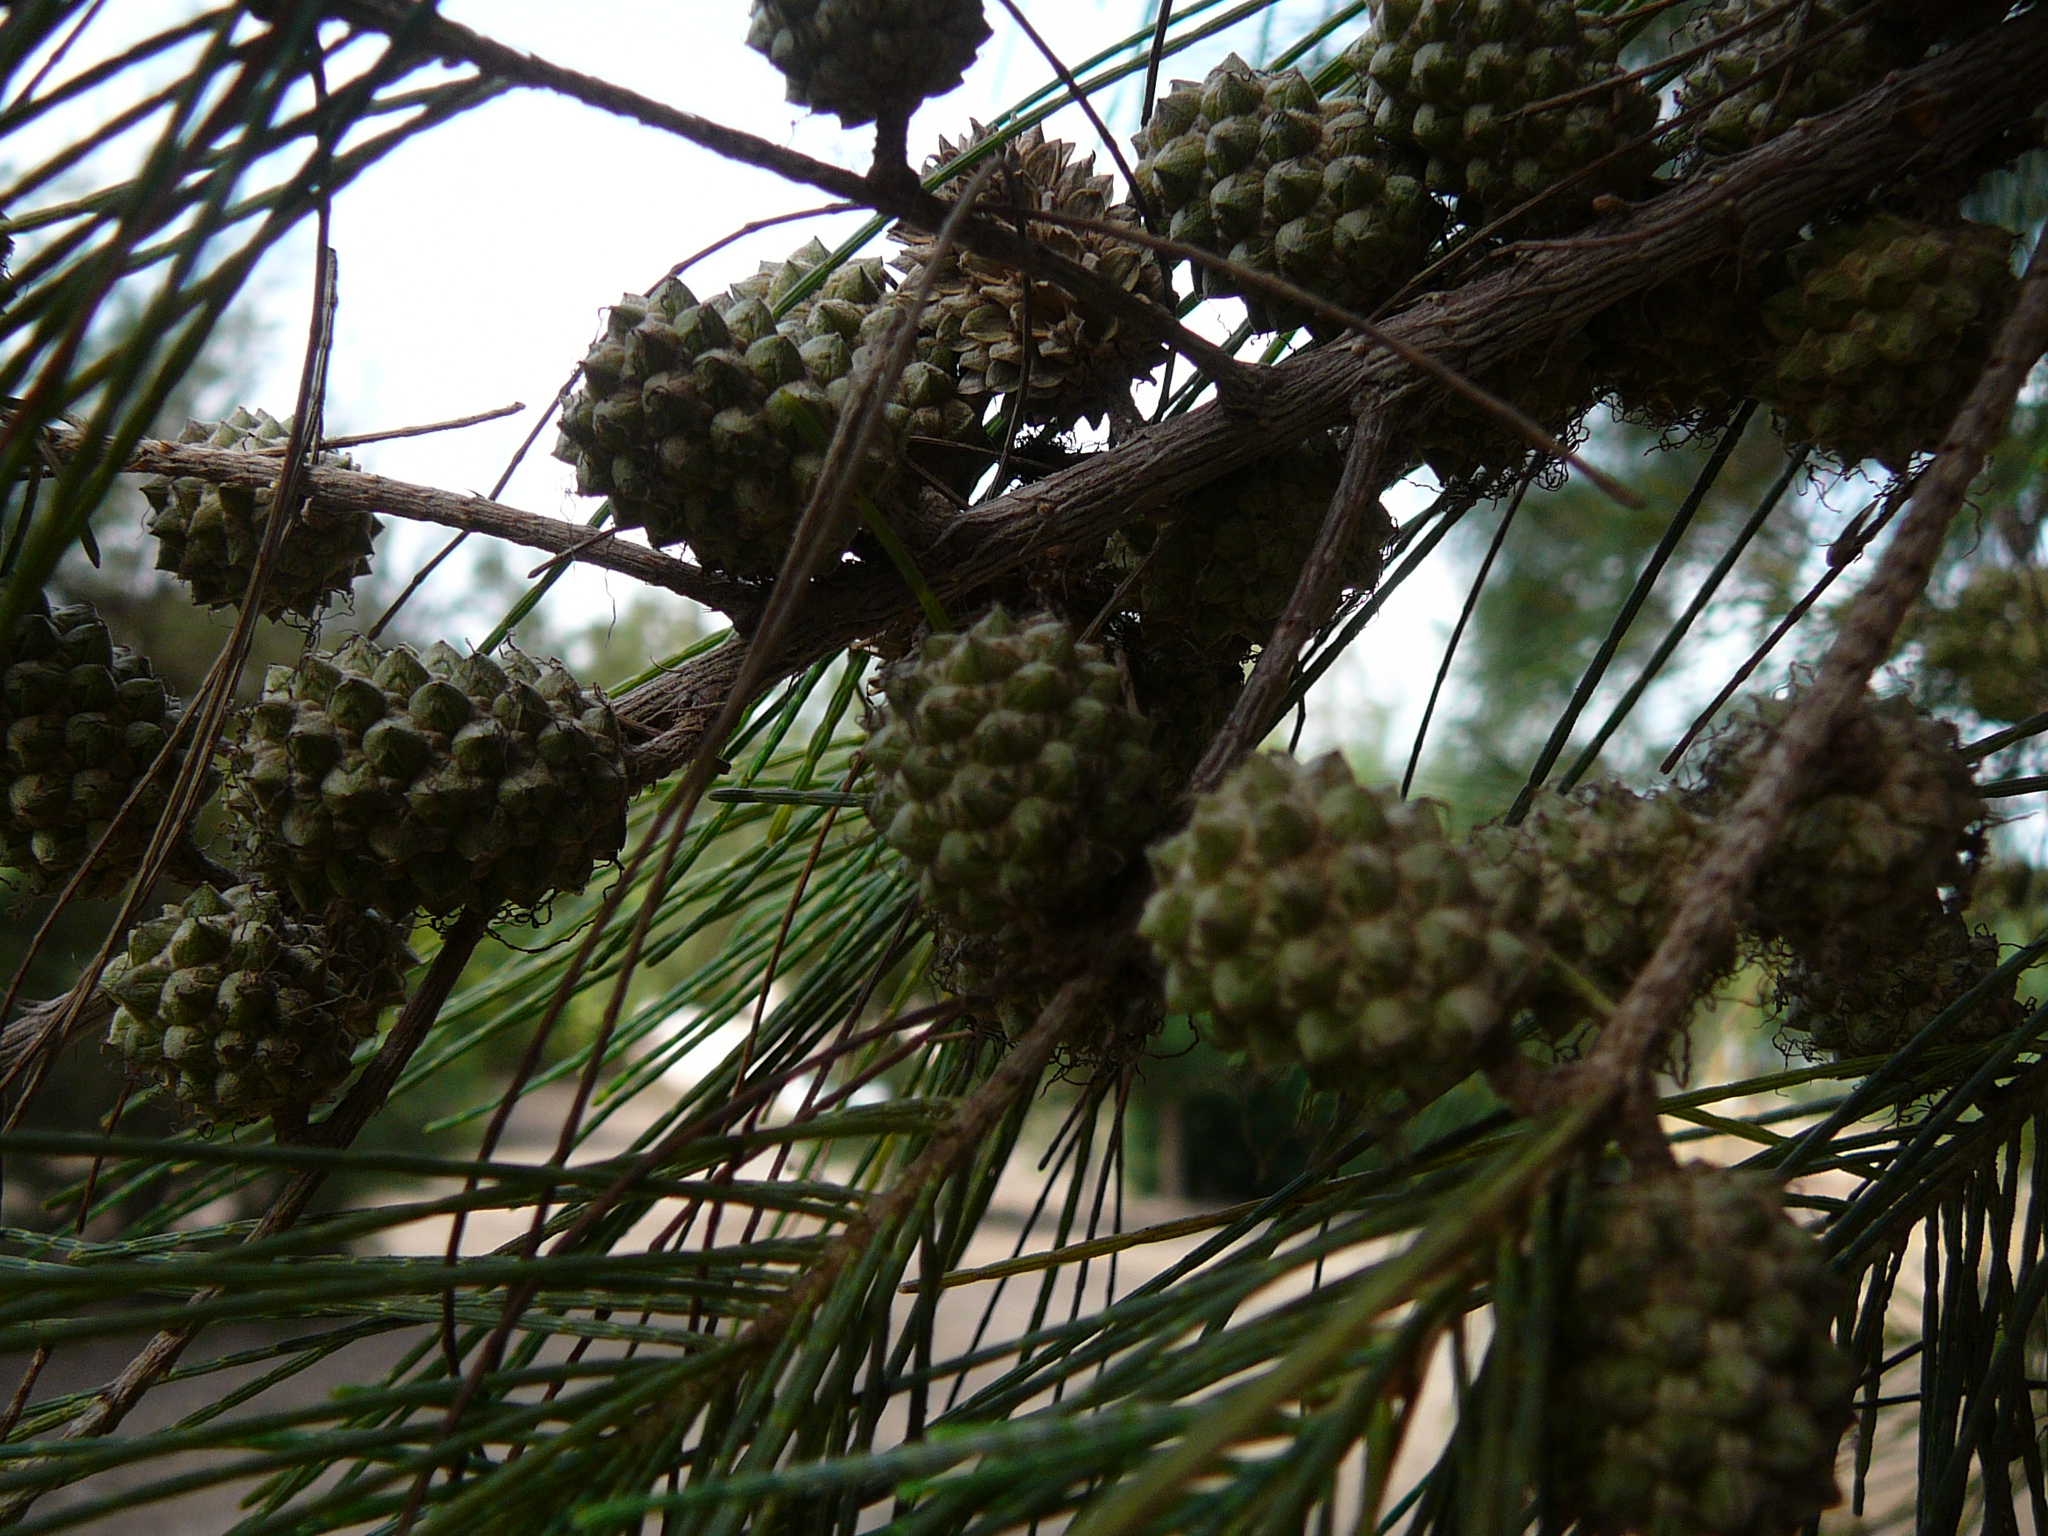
1592;263;1775;435
1134;56;1440;332
1690;690;1986;956
103;883;413;1128
1472;781;1722;1039
1773;903;2023;1062
1118;439;1369;651
1414;330;1601;497
747;0;990;128
2;597;186;896
554;243;978;577
230;635;629;918
141;407;377;619
1677;2;1938;161
863;608;1162;950
1141;753;1538;1099
1551;1167;1854;1536
893;126;1169;425
1760;215;2018;470
1350;0;1658;229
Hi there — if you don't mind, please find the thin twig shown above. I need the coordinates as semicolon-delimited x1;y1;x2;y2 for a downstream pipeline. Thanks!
318;399;523;449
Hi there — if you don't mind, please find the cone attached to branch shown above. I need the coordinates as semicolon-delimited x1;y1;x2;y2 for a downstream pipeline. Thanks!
2;597;188;896
1141;752;1538;1098
103;882;414;1128
746;0;990;128
1550;1166;1854;1536
141;407;377;619
229;635;629;918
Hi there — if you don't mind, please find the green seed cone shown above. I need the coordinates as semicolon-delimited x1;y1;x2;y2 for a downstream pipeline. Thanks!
1472;780;1723;1039
102;882;414;1127
1133;54;1441;333
1348;0;1659;231
1551;1166;1854;1536
140;407;376;619
1;596;190;896
1689;690;1986;955
1141;752;1538;1099
228;635;630;918
1907;563;2048;725
1758;215;2018;469
1591;262;1777;436
552;239;981;577
746;0;990;128
863;607;1164;947
893;125;1170;426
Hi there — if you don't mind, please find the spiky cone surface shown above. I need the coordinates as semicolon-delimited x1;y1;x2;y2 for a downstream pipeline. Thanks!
553;245;979;577
1;598;184;896
1675;2;1938;162
1774;904;2023;1061
1348;0;1659;231
746;0;989;128
1118;440;1369;649
1689;691;1986;955
229;635;628;918
1133;56;1441;333
863;608;1163;948
1759;215;2019;470
1140;753;1539;1099
1591;265;1775;435
892;126;1170;425
1908;564;2048;725
1471;781;1721;1038
139;407;376;620
101;883;413;1128
1551;1166;1853;1536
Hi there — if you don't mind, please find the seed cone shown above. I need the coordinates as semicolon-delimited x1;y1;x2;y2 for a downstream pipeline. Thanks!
553;242;978;577
102;883;414;1127
1676;2;1937;161
1140;753;1538;1098
1908;564;2048;725
1117;440;1373;649
1121;624;1247;783
1759;215;2018;469
1774;903;2023;1061
1413;331;1601;496
1592;264;1775;435
893;126;1170;425
863;608;1163;947
1551;1166;1854;1536
746;0;990;128
229;635;629;918
140;407;376;619
1349;0;1659;230
1690;691;1986;955
1472;781;1721;1037
2;597;186;895
1133;55;1440;332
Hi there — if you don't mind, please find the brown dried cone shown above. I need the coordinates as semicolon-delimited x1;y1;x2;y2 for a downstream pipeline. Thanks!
1114;439;1369;651
1773;902;2025;1062
140;407;377;619
746;0;990;129
1759;215;2019;470
553;241;981;577
892;126;1170;426
1675;1;1942;162
102;882;414;1128
1550;1166;1854;1536
1470;781;1724;1042
1907;563;2048;725
862;608;1164;955
229;635;629;918
1;596;191;896
1591;262;1776;436
1133;56;1441;333
1349;0;1659;230
1688;690;1987;956
1140;753;1539;1099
